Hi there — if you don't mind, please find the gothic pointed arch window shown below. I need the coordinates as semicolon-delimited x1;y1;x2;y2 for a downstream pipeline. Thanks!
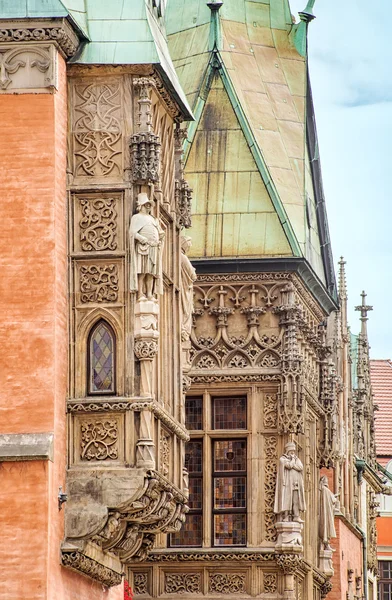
87;320;116;395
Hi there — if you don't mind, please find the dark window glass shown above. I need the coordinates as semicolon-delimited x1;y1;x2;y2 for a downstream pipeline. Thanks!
170;440;203;547
185;397;203;430
170;514;202;547
214;440;247;472
214;513;246;546
212;439;247;547
88;321;115;395
213;397;246;430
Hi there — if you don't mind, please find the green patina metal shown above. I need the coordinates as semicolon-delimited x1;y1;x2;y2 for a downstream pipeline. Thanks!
0;0;193;120
217;56;302;257
290;0;316;57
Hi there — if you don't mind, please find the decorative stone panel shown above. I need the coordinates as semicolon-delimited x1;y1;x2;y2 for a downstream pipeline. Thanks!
74;259;122;306
72;80;123;180
164;572;202;594
72;193;123;254
208;572;247;594
0;44;57;92
72;413;124;465
134;572;149;595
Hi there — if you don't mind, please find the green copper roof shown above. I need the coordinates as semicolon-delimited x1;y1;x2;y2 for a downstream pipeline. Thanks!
166;0;337;299
0;0;193;120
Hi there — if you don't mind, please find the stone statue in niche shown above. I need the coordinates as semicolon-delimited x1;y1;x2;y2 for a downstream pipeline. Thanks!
180;235;197;342
130;193;164;300
274;441;306;523
319;475;338;549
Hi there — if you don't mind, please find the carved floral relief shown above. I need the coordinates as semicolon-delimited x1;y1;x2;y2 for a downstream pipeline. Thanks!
79;197;118;251
79;264;119;303
80;418;119;461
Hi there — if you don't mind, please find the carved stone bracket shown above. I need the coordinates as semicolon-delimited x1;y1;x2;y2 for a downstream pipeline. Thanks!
61;550;122;588
64;470;188;569
94;471;188;563
320;580;333;598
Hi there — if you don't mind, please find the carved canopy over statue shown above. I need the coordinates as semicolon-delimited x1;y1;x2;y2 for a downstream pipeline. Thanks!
129;193;165;300
274;441;306;523
319;475;338;549
180;236;197;341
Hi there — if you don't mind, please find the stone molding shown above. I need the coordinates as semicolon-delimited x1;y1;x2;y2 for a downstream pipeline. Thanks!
61;549;123;588
0;18;80;59
145;551;276;562
0;432;54;462
66;397;189;441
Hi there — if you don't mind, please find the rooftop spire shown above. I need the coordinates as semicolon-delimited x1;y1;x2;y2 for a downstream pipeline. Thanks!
338;257;347;300
355;291;373;338
291;0;316;57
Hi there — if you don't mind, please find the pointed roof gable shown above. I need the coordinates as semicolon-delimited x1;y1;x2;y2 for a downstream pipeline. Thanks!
167;0;337;300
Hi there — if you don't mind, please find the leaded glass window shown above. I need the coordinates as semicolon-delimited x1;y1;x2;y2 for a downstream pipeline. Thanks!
212;439;247;546
88;320;116;395
213;397;247;429
170;440;203;547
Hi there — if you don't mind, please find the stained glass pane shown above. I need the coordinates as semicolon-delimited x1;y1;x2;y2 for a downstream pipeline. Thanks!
89;322;115;394
214;477;246;509
214;440;246;472
170;514;202;547
213;397;246;430
185;440;203;473
185;397;203;430
214;513;246;546
188;477;203;510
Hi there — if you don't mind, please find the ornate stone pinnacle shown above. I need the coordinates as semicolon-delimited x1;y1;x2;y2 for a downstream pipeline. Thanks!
338;256;347;300
355;291;373;322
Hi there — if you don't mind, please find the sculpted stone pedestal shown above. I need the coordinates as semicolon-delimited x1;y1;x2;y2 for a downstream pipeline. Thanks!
319;547;334;577
275;521;303;552
134;298;159;397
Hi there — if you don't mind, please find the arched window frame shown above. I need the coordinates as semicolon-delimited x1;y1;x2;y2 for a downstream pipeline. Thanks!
87;319;116;396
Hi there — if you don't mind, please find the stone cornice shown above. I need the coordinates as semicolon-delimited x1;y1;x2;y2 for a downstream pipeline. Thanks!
61;549;123;588
0;432;53;462
0;18;82;59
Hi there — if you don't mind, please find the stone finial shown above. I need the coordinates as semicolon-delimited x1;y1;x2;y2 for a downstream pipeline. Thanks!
338;256;347;300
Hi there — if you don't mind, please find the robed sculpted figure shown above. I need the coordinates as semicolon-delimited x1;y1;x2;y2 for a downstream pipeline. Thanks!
319;475;338;549
129;193;165;300
274;441;306;522
180;236;197;341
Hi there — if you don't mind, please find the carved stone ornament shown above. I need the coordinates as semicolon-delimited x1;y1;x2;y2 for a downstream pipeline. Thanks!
79;197;118;251
175;178;192;228
209;573;246;594
146;551;276;563
134;572;148;595
159;429;170;477
80;264;119;303
320;580;333;598
0;44;57;92
134;340;158;360
73;82;122;178
61;550;122;588
264;573;278;593
65;470;188;565
264;436;278;542
276;553;303;575
130;132;161;183
0;19;79;58
165;573;201;594
80;419;119;461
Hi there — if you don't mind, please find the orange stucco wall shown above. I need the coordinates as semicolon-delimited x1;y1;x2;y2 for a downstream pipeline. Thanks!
0;53;122;600
377;516;392;547
329;518;363;600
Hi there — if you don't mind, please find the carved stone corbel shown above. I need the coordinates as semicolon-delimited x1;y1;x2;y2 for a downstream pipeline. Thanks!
276;552;303;600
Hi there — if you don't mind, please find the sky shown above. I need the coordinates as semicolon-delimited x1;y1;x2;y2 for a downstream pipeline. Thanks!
288;0;392;358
